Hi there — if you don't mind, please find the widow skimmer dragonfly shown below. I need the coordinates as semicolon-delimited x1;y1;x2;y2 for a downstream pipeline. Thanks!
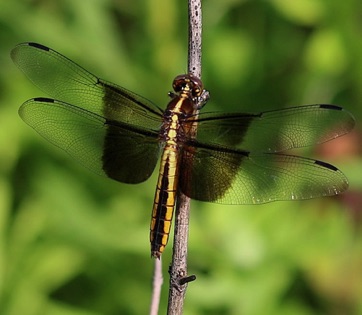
11;42;355;258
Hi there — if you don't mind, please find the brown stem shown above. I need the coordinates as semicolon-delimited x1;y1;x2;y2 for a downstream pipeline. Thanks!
167;0;203;314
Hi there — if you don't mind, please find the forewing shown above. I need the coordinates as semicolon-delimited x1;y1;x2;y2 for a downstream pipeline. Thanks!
11;42;163;130
193;105;355;152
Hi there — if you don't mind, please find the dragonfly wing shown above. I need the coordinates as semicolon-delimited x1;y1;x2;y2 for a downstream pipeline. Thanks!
180;141;348;204
19;98;161;183
194;104;355;152
11;42;163;130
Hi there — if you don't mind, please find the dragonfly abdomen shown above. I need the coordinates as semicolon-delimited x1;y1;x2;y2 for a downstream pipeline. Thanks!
150;144;180;258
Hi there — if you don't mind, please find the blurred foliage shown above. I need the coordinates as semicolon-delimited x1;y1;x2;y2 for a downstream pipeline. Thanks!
0;0;361;314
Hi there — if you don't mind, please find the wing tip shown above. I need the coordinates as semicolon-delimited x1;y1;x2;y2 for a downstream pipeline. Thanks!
27;42;50;51
319;104;342;111
314;159;339;171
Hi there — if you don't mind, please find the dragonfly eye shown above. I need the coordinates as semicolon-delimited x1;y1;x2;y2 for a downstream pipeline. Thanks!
172;74;204;98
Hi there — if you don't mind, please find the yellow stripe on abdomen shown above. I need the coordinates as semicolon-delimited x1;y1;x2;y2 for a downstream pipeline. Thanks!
150;146;180;258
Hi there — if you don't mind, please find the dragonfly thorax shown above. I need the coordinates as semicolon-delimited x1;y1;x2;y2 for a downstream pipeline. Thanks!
160;102;190;145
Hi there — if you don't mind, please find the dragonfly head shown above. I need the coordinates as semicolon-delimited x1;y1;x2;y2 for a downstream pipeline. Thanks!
172;74;203;99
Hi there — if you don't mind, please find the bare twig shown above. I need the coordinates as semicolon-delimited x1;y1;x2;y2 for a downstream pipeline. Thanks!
150;257;163;315
188;0;203;77
167;0;203;314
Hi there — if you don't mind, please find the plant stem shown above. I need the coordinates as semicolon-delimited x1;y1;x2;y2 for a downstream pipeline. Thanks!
167;0;203;313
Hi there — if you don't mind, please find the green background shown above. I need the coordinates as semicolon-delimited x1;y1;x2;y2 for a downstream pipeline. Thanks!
0;0;361;314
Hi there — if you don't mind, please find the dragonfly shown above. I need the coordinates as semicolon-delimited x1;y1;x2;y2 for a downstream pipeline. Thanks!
11;42;355;258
